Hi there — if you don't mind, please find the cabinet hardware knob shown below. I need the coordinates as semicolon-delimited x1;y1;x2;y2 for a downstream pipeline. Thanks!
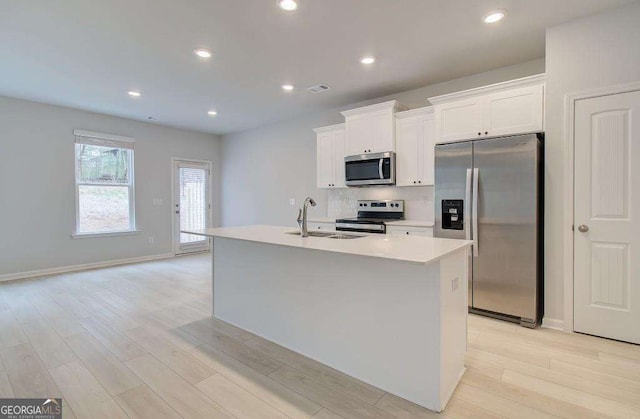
478;132;481;136
413;181;416;184
418;180;421;184
406;231;409;235
485;131;488;135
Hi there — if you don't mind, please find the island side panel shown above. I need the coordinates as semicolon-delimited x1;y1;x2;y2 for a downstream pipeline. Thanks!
213;237;443;410
437;247;469;411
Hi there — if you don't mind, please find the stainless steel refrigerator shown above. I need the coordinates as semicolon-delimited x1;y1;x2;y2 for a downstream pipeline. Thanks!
434;133;544;327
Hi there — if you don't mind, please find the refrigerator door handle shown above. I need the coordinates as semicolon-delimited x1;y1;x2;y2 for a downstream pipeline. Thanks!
472;168;479;257
465;169;472;241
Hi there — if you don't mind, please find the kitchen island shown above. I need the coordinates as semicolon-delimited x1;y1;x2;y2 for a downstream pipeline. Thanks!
184;225;472;411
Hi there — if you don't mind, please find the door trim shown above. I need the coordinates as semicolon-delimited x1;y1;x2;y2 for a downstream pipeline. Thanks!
171;157;213;255
563;81;640;332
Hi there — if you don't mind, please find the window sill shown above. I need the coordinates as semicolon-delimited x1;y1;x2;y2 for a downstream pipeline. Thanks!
72;230;141;239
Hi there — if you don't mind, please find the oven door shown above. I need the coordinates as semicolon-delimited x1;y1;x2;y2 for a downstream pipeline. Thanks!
345;152;395;186
335;223;386;234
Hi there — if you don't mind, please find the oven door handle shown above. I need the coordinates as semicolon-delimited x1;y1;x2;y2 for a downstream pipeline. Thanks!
336;223;385;232
378;158;384;179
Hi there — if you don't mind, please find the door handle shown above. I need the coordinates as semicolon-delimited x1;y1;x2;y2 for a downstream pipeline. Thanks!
465;169;472;241
578;224;589;233
378;159;384;179
472;168;479;257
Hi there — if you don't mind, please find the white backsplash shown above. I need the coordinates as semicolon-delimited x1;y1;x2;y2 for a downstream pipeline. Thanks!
327;186;434;221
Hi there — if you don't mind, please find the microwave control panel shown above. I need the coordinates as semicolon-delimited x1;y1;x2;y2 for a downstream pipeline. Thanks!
442;200;464;230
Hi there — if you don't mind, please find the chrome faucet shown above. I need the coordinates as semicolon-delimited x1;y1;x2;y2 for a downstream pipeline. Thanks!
297;197;317;237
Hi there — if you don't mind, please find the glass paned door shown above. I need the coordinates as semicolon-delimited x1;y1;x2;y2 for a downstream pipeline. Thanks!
173;160;211;254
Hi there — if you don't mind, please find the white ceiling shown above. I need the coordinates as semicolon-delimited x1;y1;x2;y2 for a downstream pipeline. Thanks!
0;0;632;135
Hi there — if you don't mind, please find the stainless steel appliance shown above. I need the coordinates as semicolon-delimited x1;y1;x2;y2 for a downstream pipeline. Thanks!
336;200;404;234
434;133;544;327
345;152;395;186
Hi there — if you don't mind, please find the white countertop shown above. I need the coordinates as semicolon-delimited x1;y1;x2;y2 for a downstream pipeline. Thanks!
184;225;471;265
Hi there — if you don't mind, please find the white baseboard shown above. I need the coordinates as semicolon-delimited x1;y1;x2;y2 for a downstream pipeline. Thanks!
541;317;565;331
0;253;175;282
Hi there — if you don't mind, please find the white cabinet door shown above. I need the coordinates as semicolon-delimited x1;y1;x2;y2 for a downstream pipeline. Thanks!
346;115;372;155
395;117;420;187
419;115;435;186
396;108;435;187
483;84;544;137
316;132;334;188
574;90;640;345
333;129;346;188
371;111;394;153
435;97;483;144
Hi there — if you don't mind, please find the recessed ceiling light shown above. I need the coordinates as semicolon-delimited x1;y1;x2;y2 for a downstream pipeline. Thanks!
484;10;506;24
194;48;213;58
360;56;375;65
128;90;141;97
278;0;298;11
281;84;294;91
208;110;218;116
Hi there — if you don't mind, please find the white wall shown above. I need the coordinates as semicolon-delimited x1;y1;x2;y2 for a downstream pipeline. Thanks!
0;96;221;277
544;1;640;325
221;59;545;228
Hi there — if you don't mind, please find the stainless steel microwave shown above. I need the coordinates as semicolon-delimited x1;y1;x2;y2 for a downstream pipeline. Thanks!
344;152;395;186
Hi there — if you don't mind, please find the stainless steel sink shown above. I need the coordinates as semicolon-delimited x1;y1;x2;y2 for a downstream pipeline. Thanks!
286;231;365;239
286;231;335;237
326;234;364;240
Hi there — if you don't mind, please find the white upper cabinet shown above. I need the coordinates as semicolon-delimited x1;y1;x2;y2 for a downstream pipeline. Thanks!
482;85;544;137
341;100;407;155
332;129;346;187
314;124;346;189
395;107;435;187
433;97;483;143
430;75;545;144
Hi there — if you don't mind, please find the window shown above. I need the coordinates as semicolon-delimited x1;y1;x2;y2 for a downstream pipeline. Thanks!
74;130;135;235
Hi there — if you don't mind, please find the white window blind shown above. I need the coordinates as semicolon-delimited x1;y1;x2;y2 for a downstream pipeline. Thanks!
74;130;136;235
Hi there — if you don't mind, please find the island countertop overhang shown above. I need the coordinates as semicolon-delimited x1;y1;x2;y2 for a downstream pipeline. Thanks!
183;225;472;265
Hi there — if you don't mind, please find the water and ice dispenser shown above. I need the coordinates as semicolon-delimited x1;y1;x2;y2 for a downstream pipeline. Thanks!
441;199;464;230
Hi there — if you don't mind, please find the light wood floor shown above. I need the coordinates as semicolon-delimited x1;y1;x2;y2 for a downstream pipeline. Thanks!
0;253;639;419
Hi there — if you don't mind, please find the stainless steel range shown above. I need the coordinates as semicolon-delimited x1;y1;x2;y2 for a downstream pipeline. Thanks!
335;200;404;234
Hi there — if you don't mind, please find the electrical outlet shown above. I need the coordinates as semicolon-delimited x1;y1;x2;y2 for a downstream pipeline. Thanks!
148;236;155;245
452;277;459;291
289;198;295;206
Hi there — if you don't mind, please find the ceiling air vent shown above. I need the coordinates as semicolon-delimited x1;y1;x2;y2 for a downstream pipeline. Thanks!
306;84;330;93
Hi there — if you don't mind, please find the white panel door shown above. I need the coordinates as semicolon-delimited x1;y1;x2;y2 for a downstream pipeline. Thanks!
574;90;640;344
371;111;394;153
173;160;211;254
316;132;334;188
435;98;483;144
395;116;419;186
482;84;544;137
333;129;346;188
419;115;435;186
346;115;372;155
